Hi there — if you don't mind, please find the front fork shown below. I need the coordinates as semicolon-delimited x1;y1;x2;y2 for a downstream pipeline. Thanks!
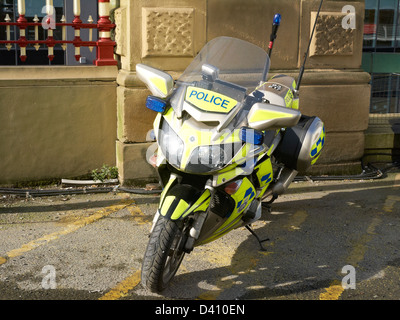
151;174;214;252
151;165;298;252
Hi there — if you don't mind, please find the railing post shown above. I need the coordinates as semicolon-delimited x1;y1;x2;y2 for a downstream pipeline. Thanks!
4;14;12;51
95;0;117;66
60;15;67;51
73;0;82;61
45;0;55;61
17;0;27;62
33;15;40;51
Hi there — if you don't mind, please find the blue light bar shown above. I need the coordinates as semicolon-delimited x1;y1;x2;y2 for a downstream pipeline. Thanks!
273;14;282;26
239;127;264;145
146;96;168;113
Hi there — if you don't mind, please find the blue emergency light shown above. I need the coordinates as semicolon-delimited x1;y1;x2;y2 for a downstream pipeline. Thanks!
239;127;264;145
273;14;282;26
146;96;168;113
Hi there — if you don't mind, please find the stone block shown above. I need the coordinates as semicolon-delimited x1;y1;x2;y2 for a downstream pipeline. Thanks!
310;12;355;57
117;86;155;143
118;0;206;72
114;7;127;57
317;131;365;164
303;130;366;176
142;7;195;58
305;161;363;176
207;0;301;70
298;80;370;133
116;141;158;185
299;0;365;69
365;127;400;150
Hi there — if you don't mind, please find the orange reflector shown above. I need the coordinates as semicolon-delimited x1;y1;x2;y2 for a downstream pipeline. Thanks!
149;154;157;168
224;181;241;195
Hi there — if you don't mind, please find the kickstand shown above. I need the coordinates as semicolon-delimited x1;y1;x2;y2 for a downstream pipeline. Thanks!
245;225;269;251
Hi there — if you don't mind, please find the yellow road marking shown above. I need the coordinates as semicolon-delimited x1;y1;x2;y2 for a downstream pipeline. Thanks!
383;195;400;213
0;198;135;265
127;205;153;225
284;210;308;231
320;220;382;300
0;195;151;299
320;216;382;300
98;204;151;300
319;280;344;300
320;186;400;301
346;217;380;266
99;270;141;300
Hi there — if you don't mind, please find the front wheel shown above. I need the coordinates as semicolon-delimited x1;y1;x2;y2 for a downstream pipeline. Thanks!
141;215;186;292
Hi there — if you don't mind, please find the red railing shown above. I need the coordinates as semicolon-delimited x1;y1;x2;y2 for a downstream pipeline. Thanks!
0;0;117;66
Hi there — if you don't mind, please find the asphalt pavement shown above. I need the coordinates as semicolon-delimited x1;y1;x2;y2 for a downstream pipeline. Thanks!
0;172;399;301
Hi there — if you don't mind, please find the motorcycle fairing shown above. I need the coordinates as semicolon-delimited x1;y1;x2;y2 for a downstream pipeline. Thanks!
212;164;250;187
197;177;256;245
158;173;179;207
158;177;211;221
160;106;253;174
255;158;273;188
252;155;274;199
198;156;274;244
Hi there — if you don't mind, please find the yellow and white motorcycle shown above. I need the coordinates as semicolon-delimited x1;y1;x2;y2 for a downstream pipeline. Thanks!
136;14;325;292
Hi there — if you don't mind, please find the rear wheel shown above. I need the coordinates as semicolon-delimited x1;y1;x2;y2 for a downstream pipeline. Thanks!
141;215;186;292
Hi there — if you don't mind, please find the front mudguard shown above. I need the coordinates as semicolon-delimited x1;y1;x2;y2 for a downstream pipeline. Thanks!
158;177;211;221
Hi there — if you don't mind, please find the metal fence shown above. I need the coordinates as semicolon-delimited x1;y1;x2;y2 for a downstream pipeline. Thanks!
369;73;400;125
0;0;116;66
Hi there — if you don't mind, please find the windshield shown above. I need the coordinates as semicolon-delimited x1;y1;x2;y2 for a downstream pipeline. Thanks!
159;37;271;174
176;37;270;97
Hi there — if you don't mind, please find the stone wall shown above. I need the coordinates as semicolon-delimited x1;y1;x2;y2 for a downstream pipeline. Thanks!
0;66;118;184
115;0;370;184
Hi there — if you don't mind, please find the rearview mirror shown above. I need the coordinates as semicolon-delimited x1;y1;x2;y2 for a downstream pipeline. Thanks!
247;103;301;131
136;64;174;98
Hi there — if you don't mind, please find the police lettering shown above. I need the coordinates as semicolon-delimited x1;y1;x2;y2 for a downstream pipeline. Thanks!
189;90;229;109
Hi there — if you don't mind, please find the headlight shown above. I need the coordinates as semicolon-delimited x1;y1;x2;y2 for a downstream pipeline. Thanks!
198;145;226;168
186;142;242;174
158;120;184;168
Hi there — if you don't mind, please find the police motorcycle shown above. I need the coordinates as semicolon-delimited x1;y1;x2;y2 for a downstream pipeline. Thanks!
137;12;325;292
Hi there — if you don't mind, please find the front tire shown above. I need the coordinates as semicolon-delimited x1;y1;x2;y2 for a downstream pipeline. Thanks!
141;215;186;292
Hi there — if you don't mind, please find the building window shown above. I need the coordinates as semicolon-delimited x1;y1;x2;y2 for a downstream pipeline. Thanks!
370;73;400;113
0;0;98;66
363;0;400;115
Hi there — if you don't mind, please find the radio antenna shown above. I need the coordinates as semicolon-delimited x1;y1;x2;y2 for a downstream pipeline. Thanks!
296;0;324;92
262;13;281;82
